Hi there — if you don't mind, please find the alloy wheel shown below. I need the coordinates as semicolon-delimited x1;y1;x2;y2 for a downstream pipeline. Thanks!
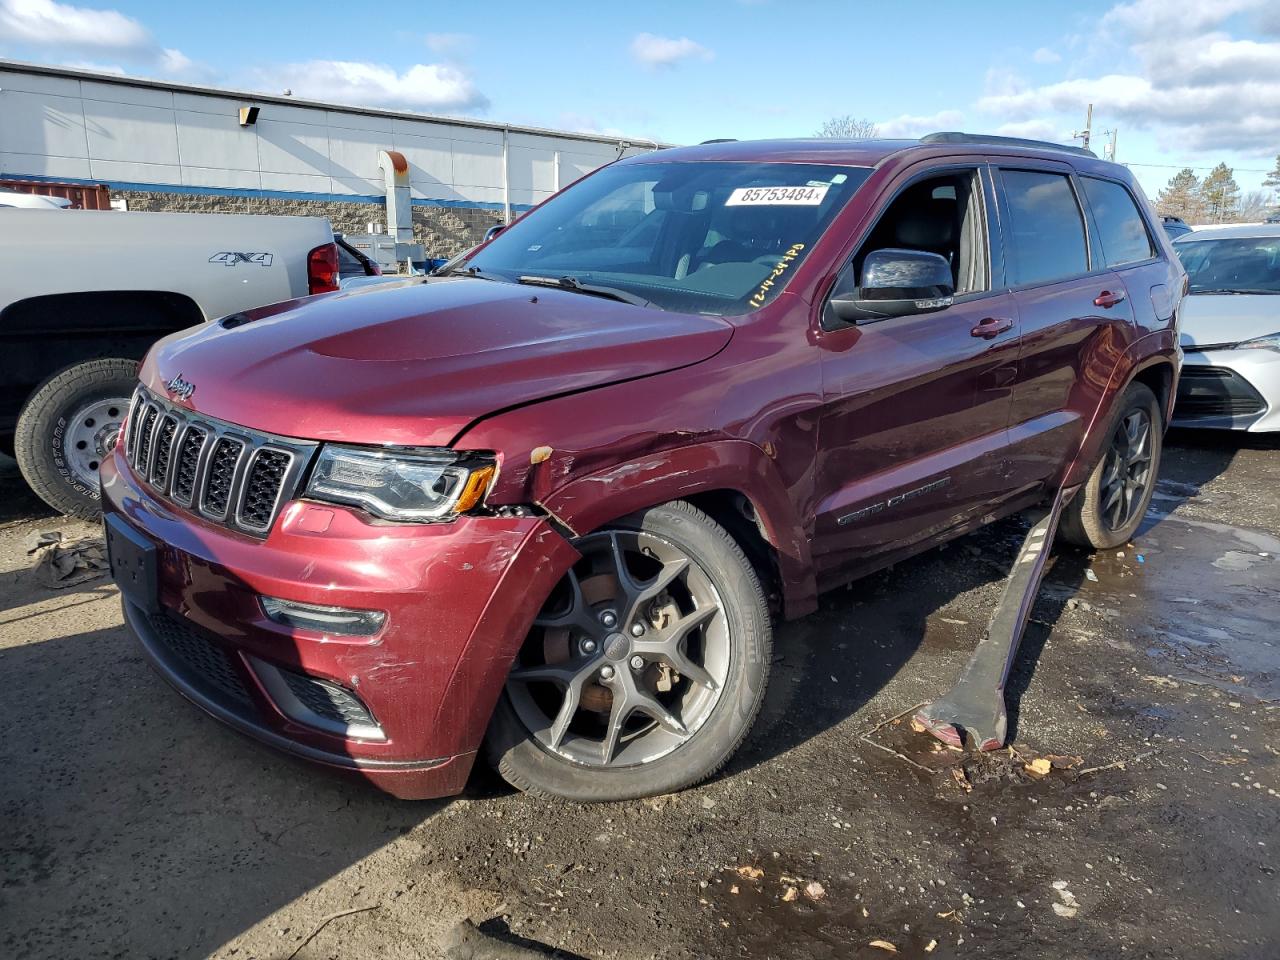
1100;407;1153;532
506;530;731;768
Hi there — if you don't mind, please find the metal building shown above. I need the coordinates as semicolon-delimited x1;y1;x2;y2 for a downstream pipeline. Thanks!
0;60;662;254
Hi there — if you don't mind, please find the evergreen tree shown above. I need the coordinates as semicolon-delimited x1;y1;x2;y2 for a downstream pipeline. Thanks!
1200;163;1240;223
1263;155;1280;190
1156;168;1203;222
1264;156;1280;217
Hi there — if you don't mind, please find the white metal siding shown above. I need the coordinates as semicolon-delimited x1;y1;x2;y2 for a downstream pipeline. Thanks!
0;63;660;213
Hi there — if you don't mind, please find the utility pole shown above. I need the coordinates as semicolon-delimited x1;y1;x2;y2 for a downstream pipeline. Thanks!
1073;103;1093;151
1101;127;1118;162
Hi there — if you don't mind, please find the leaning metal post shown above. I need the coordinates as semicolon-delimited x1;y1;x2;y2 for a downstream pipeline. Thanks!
913;483;1080;752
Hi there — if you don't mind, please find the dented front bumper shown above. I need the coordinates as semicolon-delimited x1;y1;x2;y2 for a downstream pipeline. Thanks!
101;447;578;799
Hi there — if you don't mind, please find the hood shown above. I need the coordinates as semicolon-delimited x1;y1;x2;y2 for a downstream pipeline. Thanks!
1179;293;1280;349
140;277;733;446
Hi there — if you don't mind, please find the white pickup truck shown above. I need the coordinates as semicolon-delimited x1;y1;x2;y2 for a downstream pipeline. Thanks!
0;203;342;517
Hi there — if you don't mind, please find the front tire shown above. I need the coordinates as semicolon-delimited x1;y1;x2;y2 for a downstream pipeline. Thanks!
1059;381;1162;550
486;500;772;802
14;358;137;519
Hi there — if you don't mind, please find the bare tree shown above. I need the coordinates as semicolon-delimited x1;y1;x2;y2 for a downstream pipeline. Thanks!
815;115;879;139
1236;190;1271;223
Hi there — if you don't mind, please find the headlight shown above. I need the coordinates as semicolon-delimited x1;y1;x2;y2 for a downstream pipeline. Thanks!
306;446;495;521
1236;333;1280;352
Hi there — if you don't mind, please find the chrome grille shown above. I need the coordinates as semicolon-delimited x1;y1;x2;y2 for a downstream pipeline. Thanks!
241;449;292;531
123;386;316;538
202;437;244;518
151;416;178;487
171;426;207;505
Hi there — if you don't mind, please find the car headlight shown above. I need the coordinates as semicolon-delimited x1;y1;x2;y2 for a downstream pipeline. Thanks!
306;445;496;522
1236;333;1280;352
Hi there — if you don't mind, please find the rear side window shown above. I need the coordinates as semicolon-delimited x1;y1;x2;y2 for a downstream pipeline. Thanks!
1000;170;1088;285
1082;177;1156;267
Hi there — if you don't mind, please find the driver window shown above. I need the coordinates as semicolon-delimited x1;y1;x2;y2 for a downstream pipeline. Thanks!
844;170;989;298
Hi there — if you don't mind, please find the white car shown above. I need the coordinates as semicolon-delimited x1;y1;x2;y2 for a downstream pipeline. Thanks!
1172;224;1280;431
0;189;72;209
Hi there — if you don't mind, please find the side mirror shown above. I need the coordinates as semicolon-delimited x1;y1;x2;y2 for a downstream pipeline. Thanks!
829;248;954;324
483;224;506;243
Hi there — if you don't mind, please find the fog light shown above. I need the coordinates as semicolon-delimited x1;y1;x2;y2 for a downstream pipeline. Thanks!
260;596;386;636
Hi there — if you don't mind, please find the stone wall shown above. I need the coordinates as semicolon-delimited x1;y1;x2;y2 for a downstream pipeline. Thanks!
111;189;506;258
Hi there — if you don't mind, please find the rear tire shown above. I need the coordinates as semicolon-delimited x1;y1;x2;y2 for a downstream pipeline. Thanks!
1059;381;1162;550
14;358;138;519
485;500;772;802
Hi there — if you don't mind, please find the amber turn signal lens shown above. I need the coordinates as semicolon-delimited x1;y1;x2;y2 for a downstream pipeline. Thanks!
454;465;496;513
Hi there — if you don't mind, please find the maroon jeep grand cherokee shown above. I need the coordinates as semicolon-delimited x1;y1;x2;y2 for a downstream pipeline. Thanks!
104;135;1182;801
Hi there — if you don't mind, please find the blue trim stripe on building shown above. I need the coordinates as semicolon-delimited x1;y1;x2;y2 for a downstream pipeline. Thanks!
2;172;535;212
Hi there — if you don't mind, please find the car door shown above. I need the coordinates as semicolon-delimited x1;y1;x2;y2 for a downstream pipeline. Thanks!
993;163;1138;493
810;162;1020;589
1078;173;1175;338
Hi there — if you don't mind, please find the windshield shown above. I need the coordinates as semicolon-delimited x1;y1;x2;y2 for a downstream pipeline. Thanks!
1176;236;1280;294
459;160;871;315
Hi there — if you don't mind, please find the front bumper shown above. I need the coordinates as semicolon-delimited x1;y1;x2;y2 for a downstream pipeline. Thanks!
102;447;578;799
1173;348;1279;432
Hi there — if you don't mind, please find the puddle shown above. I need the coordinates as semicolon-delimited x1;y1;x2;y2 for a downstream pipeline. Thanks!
1056;507;1279;702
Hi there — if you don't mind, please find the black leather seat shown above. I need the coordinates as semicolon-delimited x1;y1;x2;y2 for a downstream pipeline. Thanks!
892;195;958;264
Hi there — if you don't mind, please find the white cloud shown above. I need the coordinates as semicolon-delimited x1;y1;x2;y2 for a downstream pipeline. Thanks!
0;0;150;55
876;109;965;138
630;33;713;69
978;0;1280;154
253;60;489;113
1032;47;1061;64
0;0;204;78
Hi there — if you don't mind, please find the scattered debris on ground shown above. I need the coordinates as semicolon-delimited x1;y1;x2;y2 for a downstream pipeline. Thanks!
26;530;108;588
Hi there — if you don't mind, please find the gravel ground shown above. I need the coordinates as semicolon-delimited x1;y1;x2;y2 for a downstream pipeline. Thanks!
1;431;1277;960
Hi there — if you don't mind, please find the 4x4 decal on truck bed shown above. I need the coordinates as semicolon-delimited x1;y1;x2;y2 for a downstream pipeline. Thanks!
209;251;274;267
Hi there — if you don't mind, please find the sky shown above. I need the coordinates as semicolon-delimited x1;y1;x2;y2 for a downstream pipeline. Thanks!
2;0;1279;199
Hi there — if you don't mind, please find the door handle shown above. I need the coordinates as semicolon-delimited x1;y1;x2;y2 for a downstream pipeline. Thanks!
970;316;1014;339
1094;289;1127;308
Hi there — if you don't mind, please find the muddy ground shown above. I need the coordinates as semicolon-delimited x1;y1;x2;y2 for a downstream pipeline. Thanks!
1;432;1277;960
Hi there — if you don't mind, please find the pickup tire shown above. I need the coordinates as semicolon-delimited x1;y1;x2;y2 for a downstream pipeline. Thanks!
14;358;138;519
486;500;772;802
1059;381;1162;550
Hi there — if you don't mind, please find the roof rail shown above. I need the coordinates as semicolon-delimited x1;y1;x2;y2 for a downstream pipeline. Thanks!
699;138;739;145
921;131;1098;159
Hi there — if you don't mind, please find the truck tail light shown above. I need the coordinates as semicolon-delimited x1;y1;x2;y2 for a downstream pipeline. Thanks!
307;243;340;294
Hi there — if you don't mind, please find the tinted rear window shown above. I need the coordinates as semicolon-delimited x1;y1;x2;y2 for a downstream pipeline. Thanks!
1000;170;1088;285
1083;177;1156;267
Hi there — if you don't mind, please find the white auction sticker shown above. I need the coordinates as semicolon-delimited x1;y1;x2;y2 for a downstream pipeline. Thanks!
726;185;830;206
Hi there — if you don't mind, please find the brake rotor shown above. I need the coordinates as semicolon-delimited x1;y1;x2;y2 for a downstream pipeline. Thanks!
542;571;620;714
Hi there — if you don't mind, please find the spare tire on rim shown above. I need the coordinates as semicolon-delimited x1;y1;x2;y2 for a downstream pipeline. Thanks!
14;357;138;519
485;500;773;802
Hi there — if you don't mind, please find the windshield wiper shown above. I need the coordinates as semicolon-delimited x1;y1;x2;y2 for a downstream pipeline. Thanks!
437;263;497;280
1189;287;1280;296
517;274;655;308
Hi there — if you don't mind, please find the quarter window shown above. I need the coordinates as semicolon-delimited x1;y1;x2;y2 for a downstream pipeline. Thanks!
1082;177;1156;267
1000;170;1088;285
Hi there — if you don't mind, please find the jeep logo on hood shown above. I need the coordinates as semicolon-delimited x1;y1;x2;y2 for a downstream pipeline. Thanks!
164;373;195;402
